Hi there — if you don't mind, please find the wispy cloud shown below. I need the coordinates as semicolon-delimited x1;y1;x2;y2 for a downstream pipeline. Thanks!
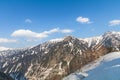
0;46;11;51
109;20;120;26
25;19;32;23
0;38;17;43
76;16;91;24
60;29;73;33
11;28;73;39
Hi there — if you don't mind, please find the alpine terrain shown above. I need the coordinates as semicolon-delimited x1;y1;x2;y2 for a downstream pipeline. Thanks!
0;31;120;80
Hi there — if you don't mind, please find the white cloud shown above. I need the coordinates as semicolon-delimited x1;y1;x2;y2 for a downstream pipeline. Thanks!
11;29;41;38
109;20;120;26
0;46;11;51
0;38;17;43
60;29;73;33
25;19;32;23
76;16;91;24
11;28;73;39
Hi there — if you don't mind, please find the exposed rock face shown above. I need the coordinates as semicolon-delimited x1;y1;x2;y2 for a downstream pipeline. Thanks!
0;31;120;80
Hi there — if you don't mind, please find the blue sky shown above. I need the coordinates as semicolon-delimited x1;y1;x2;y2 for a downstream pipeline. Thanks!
0;0;120;49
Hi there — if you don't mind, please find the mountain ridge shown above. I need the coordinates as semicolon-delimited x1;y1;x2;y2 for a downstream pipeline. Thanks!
0;31;120;80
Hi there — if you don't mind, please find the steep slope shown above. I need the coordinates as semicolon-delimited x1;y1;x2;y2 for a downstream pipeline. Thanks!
63;52;120;80
0;71;14;80
0;31;120;80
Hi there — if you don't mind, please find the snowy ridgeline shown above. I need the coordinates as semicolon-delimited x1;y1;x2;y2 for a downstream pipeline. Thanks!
63;52;120;80
1;31;120;80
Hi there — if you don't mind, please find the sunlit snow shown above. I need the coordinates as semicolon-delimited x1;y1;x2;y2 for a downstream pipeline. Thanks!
63;52;120;80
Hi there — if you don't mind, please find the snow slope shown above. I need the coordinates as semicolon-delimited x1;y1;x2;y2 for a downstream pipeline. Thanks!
63;52;120;80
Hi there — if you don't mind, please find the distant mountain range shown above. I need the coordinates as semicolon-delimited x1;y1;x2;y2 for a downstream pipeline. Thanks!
0;31;120;80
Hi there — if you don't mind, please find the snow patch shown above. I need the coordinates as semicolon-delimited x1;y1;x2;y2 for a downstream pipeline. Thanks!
79;36;102;47
49;38;63;42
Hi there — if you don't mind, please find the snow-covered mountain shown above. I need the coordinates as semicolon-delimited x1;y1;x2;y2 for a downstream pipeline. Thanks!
0;31;120;80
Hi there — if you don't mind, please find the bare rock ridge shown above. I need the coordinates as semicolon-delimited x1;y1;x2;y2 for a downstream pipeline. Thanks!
0;31;120;80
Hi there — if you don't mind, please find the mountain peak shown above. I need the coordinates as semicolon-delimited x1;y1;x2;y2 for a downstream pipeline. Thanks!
63;36;75;42
103;31;120;37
